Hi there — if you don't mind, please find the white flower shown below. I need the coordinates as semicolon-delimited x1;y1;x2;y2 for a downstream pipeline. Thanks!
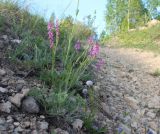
82;89;88;94
86;80;93;86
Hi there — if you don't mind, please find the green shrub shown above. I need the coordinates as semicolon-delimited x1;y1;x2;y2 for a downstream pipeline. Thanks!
152;68;160;77
29;87;85;122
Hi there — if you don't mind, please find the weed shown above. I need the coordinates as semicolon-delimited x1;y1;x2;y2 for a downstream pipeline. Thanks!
152;68;160;77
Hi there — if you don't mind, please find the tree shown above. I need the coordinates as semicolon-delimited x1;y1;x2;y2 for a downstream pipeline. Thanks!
105;0;148;33
145;0;160;18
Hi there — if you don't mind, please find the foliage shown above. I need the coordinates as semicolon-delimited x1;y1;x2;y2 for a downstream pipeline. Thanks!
0;0;97;92
105;0;150;34
152;68;160;77
145;0;160;18
28;88;85;122
0;1;105;133
83;114;106;134
105;23;160;54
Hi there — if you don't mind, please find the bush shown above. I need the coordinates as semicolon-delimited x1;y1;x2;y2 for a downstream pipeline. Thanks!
29;88;85;122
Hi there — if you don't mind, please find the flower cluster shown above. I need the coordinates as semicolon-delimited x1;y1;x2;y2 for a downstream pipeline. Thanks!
74;40;81;51
89;43;100;58
47;19;60;48
47;22;54;48
87;36;94;45
96;58;105;70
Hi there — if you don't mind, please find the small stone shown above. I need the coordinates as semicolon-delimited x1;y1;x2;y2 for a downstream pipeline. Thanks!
123;116;131;124
101;102;110;114
0;69;6;76
119;124;131;134
72;119;83;130
146;112;156;119
11;39;21;44
16;84;23;92
40;115;45;119
0;40;4;49
37;121;48;130
148;96;160;109
54;128;69;134
86;80;93;86
124;96;139;109
0;87;8;93
14;126;23;132
22;121;30;128
31;130;38;134
9;94;24;107
148;122;158;131
22;96;40;114
6;116;13;123
0;124;7;131
14;122;20;126
131;122;138;129
9;88;30;107
2;35;8;40
147;128;157;134
17;79;26;84
0;101;12;113
0;118;6;124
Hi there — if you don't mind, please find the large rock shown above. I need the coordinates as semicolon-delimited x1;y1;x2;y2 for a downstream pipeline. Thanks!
9;88;30;107
22;96;40;114
0;101;11;113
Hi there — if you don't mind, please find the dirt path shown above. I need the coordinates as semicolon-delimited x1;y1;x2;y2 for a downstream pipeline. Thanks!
96;47;160;133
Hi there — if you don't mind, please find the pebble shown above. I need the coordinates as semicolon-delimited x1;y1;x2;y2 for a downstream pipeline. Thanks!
0;87;8;93
0;101;12;113
22;96;40;114
0;69;6;76
72;119;83;130
14;122;20;126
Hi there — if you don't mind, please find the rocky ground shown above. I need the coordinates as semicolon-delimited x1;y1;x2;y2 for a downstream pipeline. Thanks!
0;35;51;134
0;34;90;134
0;33;160;134
95;47;160;134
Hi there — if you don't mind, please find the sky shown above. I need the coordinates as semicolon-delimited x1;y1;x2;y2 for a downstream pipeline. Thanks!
25;0;106;35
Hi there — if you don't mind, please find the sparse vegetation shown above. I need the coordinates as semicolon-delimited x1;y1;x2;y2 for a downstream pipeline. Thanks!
0;0;106;133
152;68;160;76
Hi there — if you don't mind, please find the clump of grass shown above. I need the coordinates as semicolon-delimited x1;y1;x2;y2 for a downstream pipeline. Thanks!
152;68;160;77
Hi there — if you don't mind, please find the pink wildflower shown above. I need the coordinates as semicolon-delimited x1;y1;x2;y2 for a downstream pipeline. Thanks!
56;19;60;38
47;22;54;48
96;58;105;70
74;40;81;51
89;43;100;57
87;36;94;45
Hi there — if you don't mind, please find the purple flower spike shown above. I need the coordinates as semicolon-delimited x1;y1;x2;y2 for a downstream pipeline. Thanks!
87;36;94;45
47;22;54;48
74;40;81;51
89;43;100;57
